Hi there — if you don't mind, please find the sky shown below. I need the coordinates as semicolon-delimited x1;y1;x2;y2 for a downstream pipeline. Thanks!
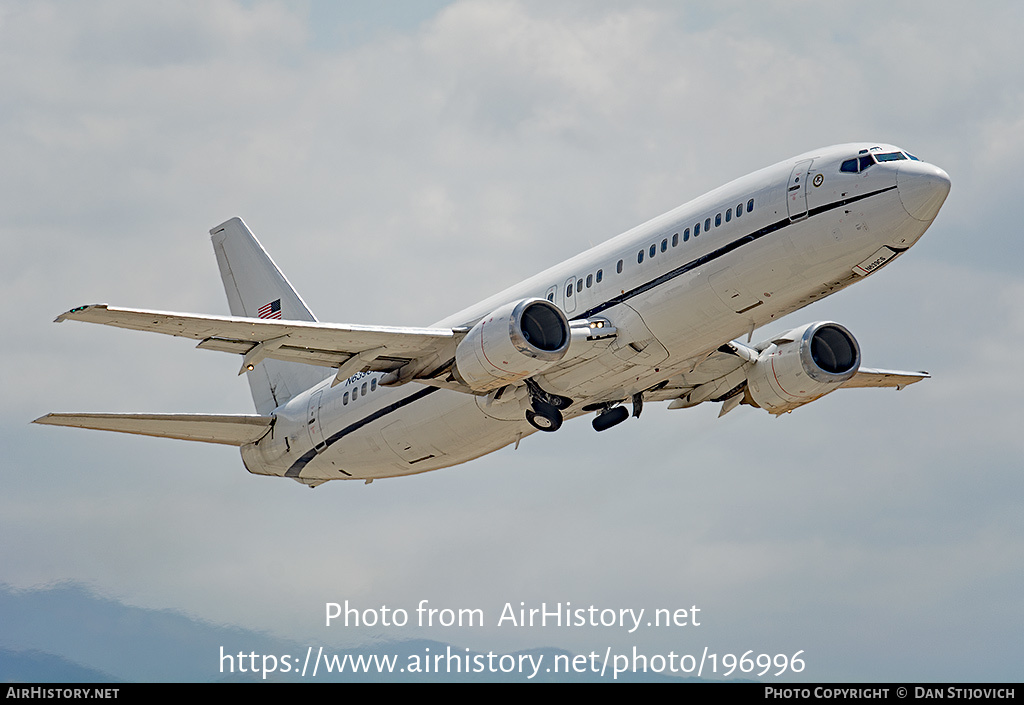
2;0;1022;682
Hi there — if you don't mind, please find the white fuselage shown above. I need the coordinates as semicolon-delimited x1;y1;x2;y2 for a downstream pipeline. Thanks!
240;143;949;483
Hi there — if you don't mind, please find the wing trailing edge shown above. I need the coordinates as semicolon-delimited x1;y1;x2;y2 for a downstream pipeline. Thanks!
840;367;930;390
32;413;273;446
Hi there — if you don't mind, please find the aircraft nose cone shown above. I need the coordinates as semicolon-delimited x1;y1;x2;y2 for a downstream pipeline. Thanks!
897;161;951;221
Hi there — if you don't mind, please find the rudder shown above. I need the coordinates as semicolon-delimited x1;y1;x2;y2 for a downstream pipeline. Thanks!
211;217;329;414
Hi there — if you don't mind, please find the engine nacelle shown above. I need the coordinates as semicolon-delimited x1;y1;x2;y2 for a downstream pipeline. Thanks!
746;322;861;414
454;298;571;392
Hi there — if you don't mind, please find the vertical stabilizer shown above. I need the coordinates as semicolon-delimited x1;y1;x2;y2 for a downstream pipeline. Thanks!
211;217;330;414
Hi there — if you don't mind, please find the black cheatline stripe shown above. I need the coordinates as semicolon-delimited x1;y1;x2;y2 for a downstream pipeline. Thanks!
574;185;896;321
285;184;897;477
285;386;440;477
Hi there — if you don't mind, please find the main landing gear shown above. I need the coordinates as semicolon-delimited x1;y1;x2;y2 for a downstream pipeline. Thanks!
524;379;572;433
590;393;644;433
522;382;647;434
592;406;629;432
526;400;562;432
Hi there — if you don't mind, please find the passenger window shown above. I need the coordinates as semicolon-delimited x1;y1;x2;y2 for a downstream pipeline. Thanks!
361;382;367;395
726;208;732;222
566;284;573;298
371;379;377;391
683;228;690;242
352;387;358;400
746;199;754;213
704;218;711;231
616;260;623;274
638;250;644;264
736;203;743;217
596;269;603;283
547;291;554;302
649;244;656;258
715;214;722;227
576;279;583;293
344;392;349;405
672;233;678;247
586;274;593;288
694;222;700;236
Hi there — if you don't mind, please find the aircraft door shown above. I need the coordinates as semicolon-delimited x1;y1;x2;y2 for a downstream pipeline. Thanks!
787;159;813;220
306;390;327;453
563;276;577;314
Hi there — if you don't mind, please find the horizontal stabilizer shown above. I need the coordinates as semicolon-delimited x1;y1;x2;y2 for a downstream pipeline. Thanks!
33;413;273;446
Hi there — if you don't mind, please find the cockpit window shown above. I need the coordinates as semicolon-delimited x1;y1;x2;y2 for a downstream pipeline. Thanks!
875;152;907;162
842;154;876;173
906;152;919;161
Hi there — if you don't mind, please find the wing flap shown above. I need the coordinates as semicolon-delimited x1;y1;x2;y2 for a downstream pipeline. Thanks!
195;337;399;369
55;304;458;374
33;413;273;446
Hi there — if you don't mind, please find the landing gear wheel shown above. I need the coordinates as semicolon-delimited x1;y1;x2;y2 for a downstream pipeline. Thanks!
526;402;562;432
592;405;630;432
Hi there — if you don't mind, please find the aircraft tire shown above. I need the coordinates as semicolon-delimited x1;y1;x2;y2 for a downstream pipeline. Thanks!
592;406;629;432
526;403;562;432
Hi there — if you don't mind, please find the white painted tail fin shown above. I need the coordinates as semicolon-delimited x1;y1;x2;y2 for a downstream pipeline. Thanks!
211;217;330;414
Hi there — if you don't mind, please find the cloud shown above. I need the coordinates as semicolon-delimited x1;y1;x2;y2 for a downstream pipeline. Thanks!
3;0;1022;681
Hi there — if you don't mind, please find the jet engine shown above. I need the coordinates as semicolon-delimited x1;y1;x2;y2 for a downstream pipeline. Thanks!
745;322;861;414
454;298;571;392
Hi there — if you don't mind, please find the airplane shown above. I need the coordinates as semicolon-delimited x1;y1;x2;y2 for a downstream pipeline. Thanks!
35;143;950;487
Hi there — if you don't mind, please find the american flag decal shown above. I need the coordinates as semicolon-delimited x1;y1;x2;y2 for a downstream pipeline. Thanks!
258;299;282;319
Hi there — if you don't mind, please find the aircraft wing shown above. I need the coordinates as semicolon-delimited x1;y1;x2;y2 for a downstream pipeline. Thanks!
644;344;929;410
55;304;460;382
840;367;930;389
